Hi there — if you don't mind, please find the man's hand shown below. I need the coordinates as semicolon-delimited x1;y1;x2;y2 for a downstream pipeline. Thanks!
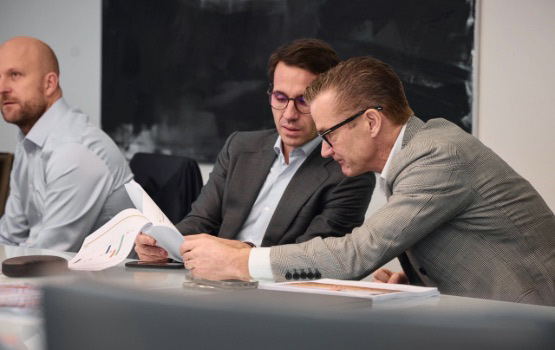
179;234;252;279
372;268;408;284
134;233;169;262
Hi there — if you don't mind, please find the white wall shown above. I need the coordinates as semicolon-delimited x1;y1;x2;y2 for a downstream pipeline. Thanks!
1;0;553;213
477;0;555;211
0;0;101;152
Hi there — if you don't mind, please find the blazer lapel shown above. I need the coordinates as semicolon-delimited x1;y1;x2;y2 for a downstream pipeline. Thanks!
261;144;330;246
220;134;277;239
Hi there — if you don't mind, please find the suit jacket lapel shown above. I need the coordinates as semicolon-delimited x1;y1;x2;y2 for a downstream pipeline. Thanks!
261;144;331;246
220;134;277;239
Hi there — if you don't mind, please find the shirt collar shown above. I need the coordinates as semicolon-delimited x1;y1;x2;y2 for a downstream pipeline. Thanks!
20;97;68;148
380;122;408;182
273;135;320;159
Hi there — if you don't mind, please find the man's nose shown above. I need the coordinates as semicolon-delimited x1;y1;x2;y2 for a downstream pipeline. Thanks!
321;140;334;158
0;77;10;95
282;100;299;120
0;77;8;94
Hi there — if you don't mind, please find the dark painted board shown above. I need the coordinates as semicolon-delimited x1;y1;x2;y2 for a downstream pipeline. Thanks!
102;0;475;162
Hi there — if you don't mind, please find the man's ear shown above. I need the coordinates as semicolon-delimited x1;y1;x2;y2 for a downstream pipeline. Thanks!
43;72;59;97
363;109;382;138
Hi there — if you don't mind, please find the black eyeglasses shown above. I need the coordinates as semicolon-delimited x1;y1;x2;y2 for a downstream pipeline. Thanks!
318;106;383;147
267;84;310;114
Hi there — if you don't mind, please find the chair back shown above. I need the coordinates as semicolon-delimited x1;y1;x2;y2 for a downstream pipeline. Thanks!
129;153;203;224
0;153;14;217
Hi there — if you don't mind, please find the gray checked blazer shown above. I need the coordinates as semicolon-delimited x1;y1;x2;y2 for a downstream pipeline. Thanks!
175;130;375;247
271;117;555;305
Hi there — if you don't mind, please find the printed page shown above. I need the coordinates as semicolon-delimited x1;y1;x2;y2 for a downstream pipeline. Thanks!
259;278;439;301
69;209;150;271
125;180;184;261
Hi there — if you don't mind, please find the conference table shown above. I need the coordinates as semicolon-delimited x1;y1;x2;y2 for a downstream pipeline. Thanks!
1;243;555;350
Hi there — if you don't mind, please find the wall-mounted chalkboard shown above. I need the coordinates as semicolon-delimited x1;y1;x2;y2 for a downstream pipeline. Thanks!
102;0;475;163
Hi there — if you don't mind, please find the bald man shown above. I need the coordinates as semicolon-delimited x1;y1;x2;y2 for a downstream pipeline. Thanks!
0;37;133;252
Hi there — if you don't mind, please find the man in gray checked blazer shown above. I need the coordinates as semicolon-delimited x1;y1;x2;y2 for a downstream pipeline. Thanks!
135;39;374;262
181;56;555;306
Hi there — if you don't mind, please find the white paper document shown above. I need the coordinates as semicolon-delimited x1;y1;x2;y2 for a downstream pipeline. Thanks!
124;180;184;261
259;278;439;301
68;180;184;271
69;208;150;270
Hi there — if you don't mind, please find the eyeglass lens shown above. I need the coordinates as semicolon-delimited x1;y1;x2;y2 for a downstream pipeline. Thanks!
269;92;310;114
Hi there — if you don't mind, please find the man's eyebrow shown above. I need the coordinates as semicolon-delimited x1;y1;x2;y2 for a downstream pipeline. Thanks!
4;68;20;74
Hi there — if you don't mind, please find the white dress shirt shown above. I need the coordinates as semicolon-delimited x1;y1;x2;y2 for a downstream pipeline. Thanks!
236;135;320;247
0;98;133;252
248;122;408;281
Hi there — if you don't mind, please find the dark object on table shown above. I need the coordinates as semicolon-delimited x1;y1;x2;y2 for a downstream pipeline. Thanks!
125;260;184;269
1;255;68;277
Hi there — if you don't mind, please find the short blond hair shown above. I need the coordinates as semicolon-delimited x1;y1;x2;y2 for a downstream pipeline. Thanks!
305;56;413;125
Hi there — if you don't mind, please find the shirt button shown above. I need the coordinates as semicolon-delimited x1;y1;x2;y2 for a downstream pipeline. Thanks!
264;207;270;211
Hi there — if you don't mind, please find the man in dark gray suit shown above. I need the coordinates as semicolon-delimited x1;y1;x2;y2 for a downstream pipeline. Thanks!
181;56;555;306
135;40;375;261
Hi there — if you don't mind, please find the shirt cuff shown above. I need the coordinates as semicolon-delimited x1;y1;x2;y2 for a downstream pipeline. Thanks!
248;247;275;282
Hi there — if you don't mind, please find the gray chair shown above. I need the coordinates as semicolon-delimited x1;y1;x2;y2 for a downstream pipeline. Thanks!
129;153;203;224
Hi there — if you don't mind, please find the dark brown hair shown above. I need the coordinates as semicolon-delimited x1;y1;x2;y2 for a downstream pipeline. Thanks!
305;56;413;125
267;38;340;83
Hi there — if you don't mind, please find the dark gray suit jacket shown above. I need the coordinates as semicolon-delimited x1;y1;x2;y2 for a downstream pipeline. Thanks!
175;130;375;247
271;117;555;305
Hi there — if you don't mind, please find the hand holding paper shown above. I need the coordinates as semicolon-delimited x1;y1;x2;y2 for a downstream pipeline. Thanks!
69;180;185;271
125;180;184;261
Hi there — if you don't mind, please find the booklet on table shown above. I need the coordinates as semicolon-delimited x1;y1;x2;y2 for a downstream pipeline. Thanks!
259;278;439;301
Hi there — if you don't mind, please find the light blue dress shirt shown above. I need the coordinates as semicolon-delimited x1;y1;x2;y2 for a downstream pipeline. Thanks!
236;135;320;247
0;98;133;252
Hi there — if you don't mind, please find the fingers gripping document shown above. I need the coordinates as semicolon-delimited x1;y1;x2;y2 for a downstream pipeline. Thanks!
124;180;184;262
68;180;184;271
